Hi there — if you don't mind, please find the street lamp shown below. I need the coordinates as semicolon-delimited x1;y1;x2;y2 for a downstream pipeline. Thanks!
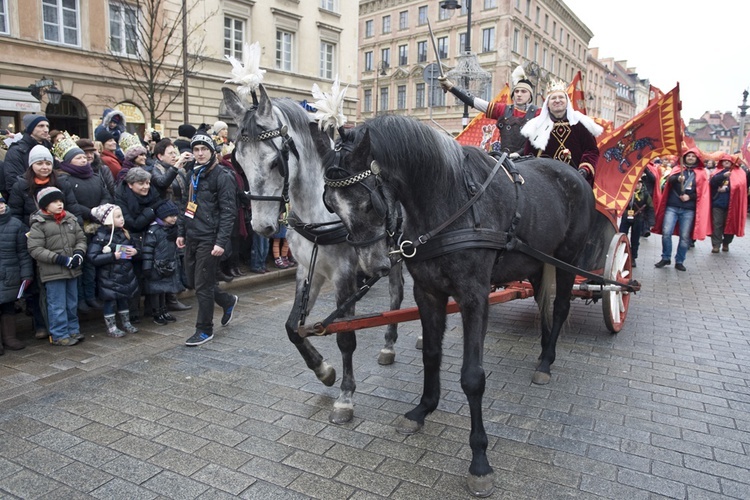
374;61;388;115
440;0;471;128
28;77;63;105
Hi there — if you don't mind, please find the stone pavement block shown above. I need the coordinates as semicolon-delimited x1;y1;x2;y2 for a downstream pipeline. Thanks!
586;444;650;472
280;449;344;479
620;438;684;466
277;430;336;455
287;471;355;499
323;443;384;471
142;469;210;499
527;431;588;456
238;456;301;487
235;435;292;462
108;434;165;461
335;464;400;497
375;456;442;488
190;463;256;496
91;477;160;500
617;468;686;498
14;446;73;475
651;460;721;493
0;468;61;497
193;442;252;471
720;477;750;499
238;479;310;499
50;460;113;492
100;454;162;484
153;428;209;454
363;437;423;464
27;428;84;453
62;440;122;468
148;448;208;476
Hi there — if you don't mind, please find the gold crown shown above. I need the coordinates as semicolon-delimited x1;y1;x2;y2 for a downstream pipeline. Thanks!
118;132;142;152
52;131;81;162
546;78;568;96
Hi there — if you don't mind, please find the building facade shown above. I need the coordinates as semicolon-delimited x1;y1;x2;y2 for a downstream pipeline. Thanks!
358;0;594;136
0;0;358;139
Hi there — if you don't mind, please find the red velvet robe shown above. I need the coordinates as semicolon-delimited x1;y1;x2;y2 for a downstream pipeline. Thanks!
711;166;748;237
653;164;711;240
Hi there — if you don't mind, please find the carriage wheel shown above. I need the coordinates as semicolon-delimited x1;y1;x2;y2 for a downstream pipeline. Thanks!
602;233;632;333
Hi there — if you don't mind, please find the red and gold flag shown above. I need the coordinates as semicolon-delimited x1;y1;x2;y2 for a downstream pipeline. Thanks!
648;84;665;106
594;84;682;217
567;71;587;115
593;116;614;137
456;84;510;149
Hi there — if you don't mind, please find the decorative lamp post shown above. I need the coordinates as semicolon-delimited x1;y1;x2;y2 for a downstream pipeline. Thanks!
374;61;389;115
440;0;471;128
29;77;63;105
738;90;749;152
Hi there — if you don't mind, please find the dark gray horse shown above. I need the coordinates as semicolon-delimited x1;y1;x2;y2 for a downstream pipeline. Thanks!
223;85;405;424
322;115;595;496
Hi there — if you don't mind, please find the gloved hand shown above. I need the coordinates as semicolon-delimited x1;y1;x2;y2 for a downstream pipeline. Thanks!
55;254;73;268
509;152;521;160
142;207;156;221
71;253;84;269
437;76;454;92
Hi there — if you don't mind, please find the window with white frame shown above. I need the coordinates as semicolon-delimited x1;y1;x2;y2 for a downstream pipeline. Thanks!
382;15;391;34
484;0;497;8
224;16;244;59
416;83;425;108
364;51;373;71
523;35;529;58
512;29;519;53
398;44;407;66
437;36;448;59
0;0;9;34
365;20;373;37
320;0;335;12
397;85;406;110
276;30;293;71
417;41;427;63
379;87;389;111
438;6;450;20
431;84;444;107
43;0;80;46
109;1;138;56
418;6;428;25
481;28;495;53
320;41;335;79
364;89;372;112
459;33;466;53
381;47;390;67
399;10;408;30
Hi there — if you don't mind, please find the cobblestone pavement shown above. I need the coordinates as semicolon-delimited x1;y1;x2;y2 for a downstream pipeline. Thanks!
1;226;750;499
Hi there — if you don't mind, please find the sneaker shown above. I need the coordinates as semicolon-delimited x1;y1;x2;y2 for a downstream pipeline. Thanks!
185;331;213;346
654;259;671;268
153;314;168;326
162;312;177;323
69;332;85;341
282;256;296;268
711;247;720;253
675;263;687;272
221;295;239;327
274;257;288;269
249;267;267;274
50;336;78;346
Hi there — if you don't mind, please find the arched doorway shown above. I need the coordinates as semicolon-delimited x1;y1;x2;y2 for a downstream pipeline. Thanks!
45;95;89;138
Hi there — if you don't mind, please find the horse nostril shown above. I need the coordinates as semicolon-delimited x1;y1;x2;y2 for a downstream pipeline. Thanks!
263;225;276;237
374;265;390;278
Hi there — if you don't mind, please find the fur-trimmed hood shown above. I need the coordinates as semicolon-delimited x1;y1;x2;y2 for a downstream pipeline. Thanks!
101;108;126;133
521;95;603;150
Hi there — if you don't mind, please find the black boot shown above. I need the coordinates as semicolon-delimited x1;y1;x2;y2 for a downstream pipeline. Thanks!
166;293;192;311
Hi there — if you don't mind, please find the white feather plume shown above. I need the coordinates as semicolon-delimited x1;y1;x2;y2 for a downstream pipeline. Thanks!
311;75;348;131
511;65;528;87
224;42;266;101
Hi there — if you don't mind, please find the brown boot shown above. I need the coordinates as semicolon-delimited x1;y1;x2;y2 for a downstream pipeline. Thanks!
1;314;25;351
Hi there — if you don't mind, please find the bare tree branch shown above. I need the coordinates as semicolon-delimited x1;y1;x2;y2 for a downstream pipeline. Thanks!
100;0;217;127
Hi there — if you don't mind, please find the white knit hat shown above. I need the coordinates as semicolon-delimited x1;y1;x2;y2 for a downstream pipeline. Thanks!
91;203;118;253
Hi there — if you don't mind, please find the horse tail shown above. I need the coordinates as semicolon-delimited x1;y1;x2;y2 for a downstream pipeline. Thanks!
536;263;556;332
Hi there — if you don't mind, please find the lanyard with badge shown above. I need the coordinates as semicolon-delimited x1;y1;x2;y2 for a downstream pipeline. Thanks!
185;167;203;219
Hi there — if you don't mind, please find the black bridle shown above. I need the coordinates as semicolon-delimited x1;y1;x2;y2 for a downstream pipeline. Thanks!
236;121;300;214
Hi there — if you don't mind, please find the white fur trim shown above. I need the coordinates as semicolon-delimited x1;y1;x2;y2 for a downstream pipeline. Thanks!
521;95;603;150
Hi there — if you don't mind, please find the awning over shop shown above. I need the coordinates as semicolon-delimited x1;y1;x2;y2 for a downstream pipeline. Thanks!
0;89;41;113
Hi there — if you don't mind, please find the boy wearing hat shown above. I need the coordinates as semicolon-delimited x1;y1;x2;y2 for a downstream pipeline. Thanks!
26;187;87;346
0;114;52;198
143;200;183;325
177;127;238;346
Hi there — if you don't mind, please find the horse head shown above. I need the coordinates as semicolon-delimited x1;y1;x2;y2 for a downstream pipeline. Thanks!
223;83;288;236
323;125;393;277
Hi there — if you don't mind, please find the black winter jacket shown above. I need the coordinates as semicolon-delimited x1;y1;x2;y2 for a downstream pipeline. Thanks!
142;222;182;295
114;182;165;235
57;170;113;224
0;134;53;197
0;211;34;304
178;161;237;249
9;176;81;227
87;226;139;301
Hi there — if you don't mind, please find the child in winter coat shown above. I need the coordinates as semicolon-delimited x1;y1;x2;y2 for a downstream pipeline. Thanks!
142;200;183;325
88;203;140;337
26;187;87;346
0;193;35;353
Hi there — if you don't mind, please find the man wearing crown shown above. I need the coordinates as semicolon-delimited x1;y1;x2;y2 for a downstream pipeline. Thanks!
439;66;540;154
520;79;603;186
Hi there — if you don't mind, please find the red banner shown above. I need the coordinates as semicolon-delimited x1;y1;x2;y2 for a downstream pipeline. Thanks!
455;84;510;149
594;84;682;217
567;71;587;115
648;84;665;106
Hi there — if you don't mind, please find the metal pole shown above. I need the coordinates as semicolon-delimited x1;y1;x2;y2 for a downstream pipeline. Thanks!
182;0;189;123
462;0;472;128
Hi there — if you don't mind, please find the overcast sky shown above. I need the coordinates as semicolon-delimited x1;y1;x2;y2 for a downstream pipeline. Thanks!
562;0;750;121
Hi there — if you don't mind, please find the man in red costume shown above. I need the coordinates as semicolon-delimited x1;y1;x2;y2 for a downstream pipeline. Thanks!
439;65;540;154
708;153;749;253
519;78;603;186
652;148;711;271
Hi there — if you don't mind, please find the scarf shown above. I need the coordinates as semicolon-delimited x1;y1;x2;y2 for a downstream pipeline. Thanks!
42;209;67;224
59;160;94;179
33;177;51;187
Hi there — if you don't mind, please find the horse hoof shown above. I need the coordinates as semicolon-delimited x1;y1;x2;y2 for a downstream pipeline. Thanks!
378;349;395;365
329;406;354;424
415;336;423;350
466;473;495;497
396;416;423;435
532;371;551;385
316;362;336;387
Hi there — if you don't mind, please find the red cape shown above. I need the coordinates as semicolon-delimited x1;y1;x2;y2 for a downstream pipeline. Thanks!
653;165;711;240
712;166;748;237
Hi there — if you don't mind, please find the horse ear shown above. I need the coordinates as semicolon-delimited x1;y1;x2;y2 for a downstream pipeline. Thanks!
222;88;246;121
352;127;372;162
257;84;272;117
